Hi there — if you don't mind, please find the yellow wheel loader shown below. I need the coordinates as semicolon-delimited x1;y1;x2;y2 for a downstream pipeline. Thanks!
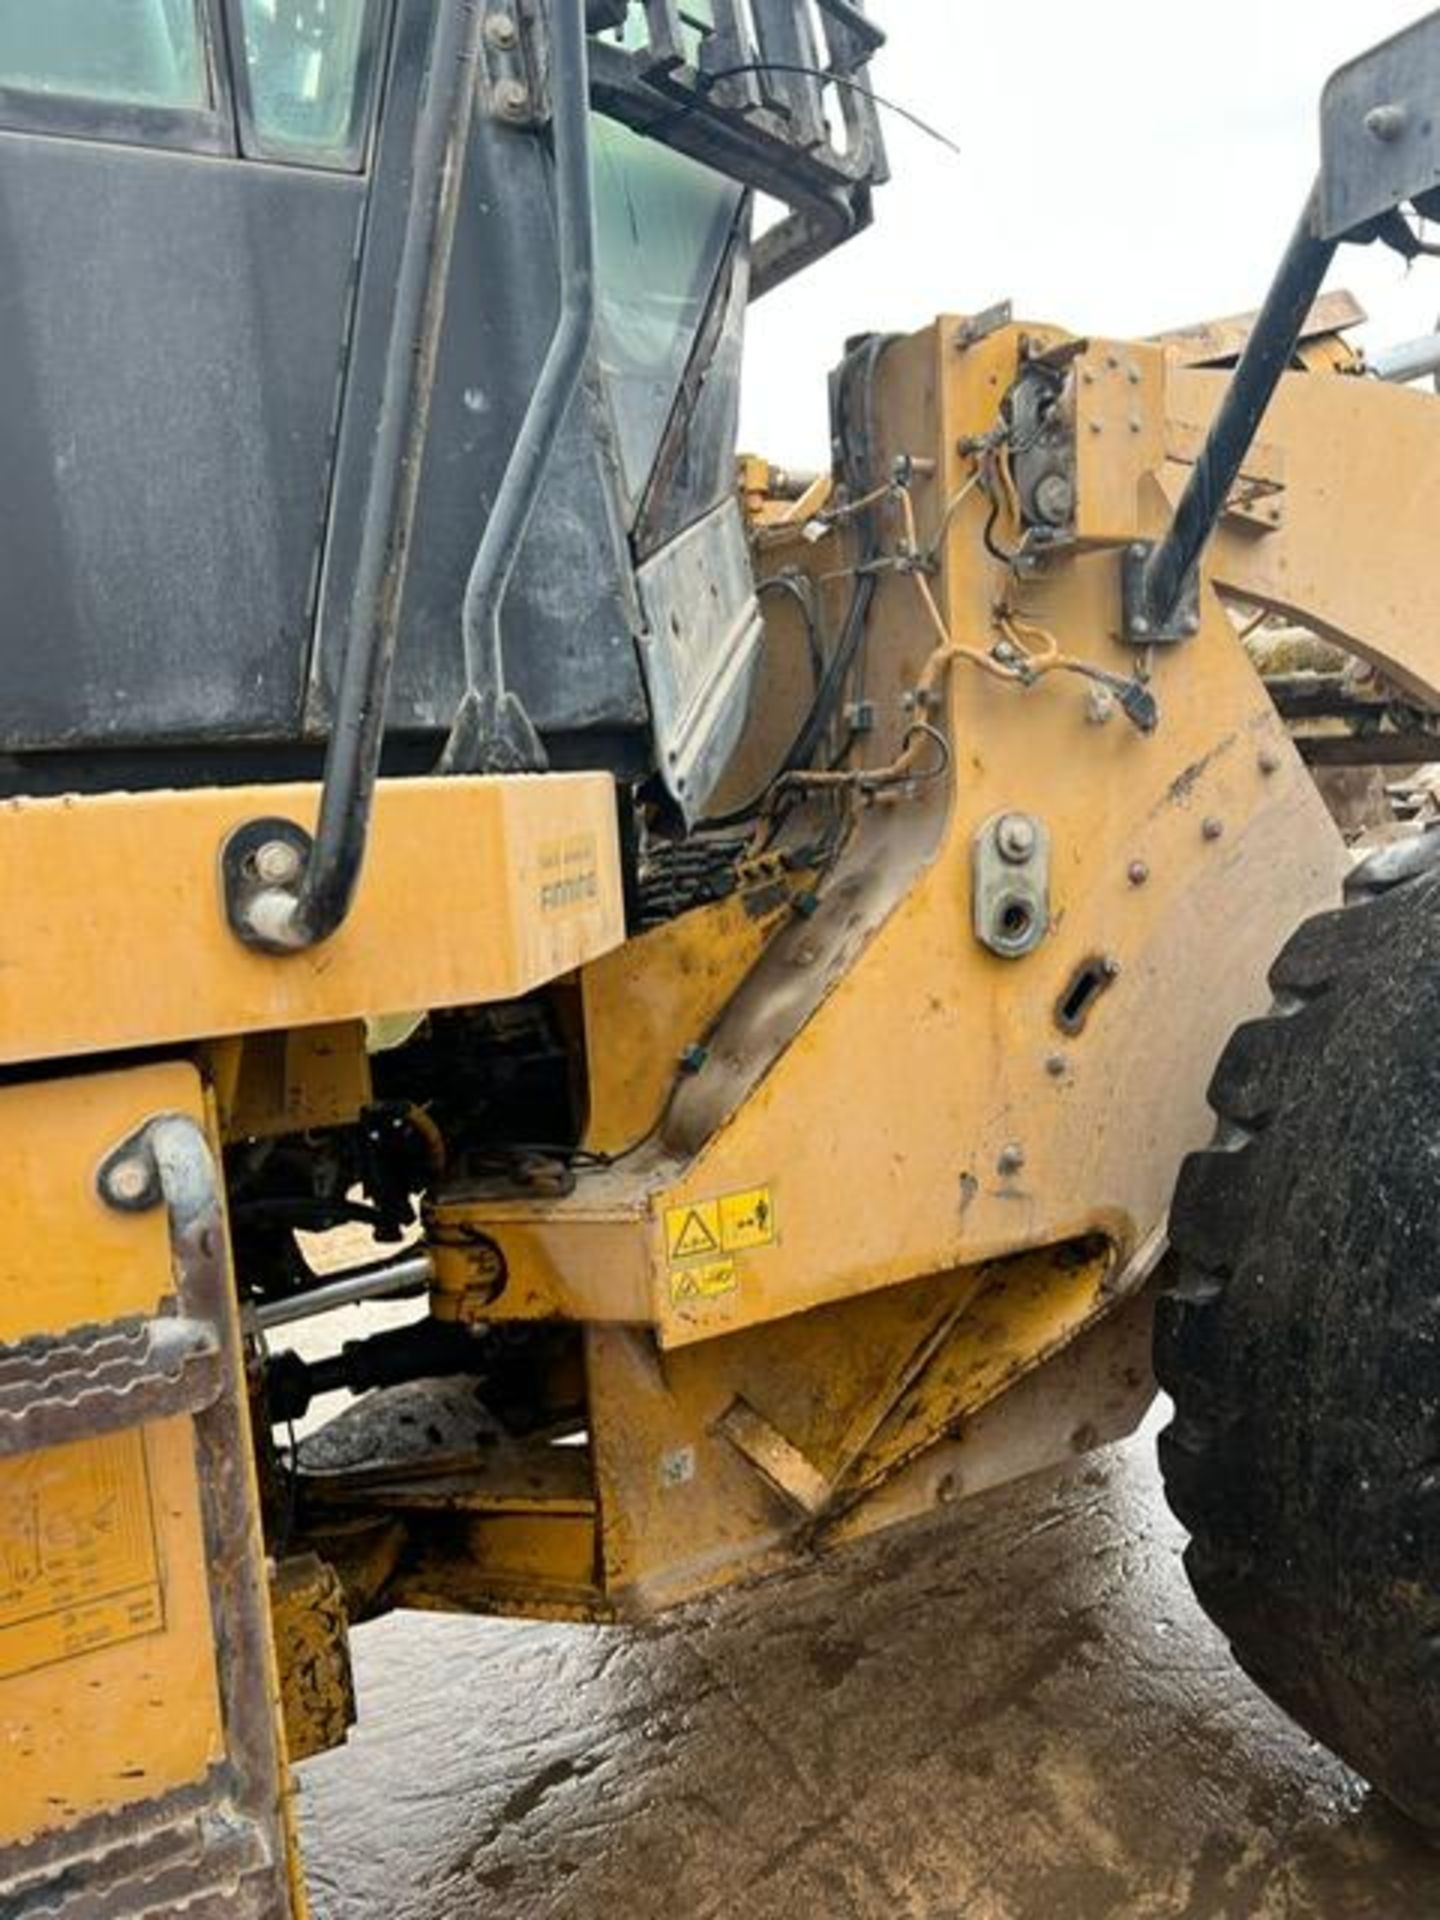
4;2;1440;1909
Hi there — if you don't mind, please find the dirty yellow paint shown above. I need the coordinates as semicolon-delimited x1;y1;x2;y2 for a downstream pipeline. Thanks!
537;831;604;914
581;887;794;1155
212;1021;373;1142
0;1416;223;1850
0;772;624;1069
0;1063;199;1347
434;316;1352;1351
0;1061;299;1906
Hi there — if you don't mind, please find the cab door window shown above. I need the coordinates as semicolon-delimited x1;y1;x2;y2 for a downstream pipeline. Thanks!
0;0;211;110
232;0;382;170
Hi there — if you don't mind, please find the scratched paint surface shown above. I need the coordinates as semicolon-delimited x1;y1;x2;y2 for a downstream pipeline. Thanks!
297;1408;1440;1918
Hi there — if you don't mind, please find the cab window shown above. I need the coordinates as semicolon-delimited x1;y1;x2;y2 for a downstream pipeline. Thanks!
0;0;209;110
592;114;743;509
235;0;378;169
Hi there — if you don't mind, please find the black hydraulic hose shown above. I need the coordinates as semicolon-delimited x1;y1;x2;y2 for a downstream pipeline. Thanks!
229;0;484;953
441;0;597;773
1138;183;1337;633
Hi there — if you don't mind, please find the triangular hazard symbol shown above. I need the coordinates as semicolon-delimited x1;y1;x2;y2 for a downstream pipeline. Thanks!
672;1208;719;1258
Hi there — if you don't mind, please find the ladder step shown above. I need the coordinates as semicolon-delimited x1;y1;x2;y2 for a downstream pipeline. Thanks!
2;1798;278;1919
0;1315;223;1458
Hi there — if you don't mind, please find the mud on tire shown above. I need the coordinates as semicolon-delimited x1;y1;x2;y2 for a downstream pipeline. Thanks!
1157;860;1440;1832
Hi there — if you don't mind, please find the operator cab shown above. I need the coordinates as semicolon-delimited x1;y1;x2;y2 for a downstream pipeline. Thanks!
0;0;885;823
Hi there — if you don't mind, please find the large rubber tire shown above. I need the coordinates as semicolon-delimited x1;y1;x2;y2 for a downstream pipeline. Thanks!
1157;860;1440;1832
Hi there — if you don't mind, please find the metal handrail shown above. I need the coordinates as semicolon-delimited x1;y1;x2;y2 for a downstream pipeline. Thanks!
440;0;596;776
225;0;486;953
1129;184;1338;640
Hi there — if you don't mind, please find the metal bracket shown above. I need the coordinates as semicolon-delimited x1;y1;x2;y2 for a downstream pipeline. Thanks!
1320;11;1440;241
478;1;548;128
1120;541;1201;645
587;0;888;298
220;815;316;953
955;300;1013;351
973;812;1050;960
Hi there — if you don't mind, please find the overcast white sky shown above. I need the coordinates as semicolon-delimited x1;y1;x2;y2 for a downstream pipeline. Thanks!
740;0;1440;462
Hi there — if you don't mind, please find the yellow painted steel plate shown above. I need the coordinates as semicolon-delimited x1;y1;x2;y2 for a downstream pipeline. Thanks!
0;773;623;1065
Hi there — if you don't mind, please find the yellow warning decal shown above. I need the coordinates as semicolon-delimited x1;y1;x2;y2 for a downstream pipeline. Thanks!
665;1185;776;1266
0;1429;163;1680
670;1258;738;1305
666;1200;722;1261
717;1187;776;1252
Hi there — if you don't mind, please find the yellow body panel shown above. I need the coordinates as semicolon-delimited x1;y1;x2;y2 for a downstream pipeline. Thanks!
1149;288;1366;367
432;319;1349;1350
0;1062;300;1907
1072;339;1168;543
0;772;623;1066
581;883;793;1154
1171;365;1440;704
0;1062;199;1346
0;1418;223;1848
212;1021;373;1141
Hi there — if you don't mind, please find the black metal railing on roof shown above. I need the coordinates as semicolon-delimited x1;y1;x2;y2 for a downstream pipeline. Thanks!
588;0;888;296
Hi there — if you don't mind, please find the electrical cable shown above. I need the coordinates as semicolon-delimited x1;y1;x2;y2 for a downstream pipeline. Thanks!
686;62;962;158
699;332;902;830
756;572;825;688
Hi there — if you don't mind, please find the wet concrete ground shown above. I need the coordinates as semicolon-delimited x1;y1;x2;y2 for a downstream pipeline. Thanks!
296;1408;1440;1919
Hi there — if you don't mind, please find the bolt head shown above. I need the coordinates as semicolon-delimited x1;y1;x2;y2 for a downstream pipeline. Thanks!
253;838;303;888
995;812;1038;864
1258;748;1281;776
1033;473;1075;525
1131;616;1151;638
1202;815;1224;841
997;1142;1026;1175
485;10;519;48
1127;859;1150;886
497;77;530;117
104;1156;152;1206
1365;102;1409;142
1045;1053;1068;1079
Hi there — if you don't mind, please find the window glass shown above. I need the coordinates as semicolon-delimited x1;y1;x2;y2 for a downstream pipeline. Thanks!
599;2;713;62
0;0;209;109
592;114;742;507
237;0;374;167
